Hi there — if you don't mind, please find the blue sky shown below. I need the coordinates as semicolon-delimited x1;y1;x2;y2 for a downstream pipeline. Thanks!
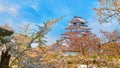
0;0;119;45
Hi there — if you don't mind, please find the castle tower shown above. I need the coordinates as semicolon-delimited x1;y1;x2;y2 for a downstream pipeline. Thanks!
59;16;92;46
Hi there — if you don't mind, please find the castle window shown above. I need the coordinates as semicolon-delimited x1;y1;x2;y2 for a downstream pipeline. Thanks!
73;23;77;26
81;22;84;24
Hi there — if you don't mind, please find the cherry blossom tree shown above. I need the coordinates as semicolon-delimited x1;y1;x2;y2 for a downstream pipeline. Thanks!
94;0;120;23
0;17;63;68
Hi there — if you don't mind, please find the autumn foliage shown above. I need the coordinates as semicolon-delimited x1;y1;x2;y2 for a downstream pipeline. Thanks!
0;0;120;68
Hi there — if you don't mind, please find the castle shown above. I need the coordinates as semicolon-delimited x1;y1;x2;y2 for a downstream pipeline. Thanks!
59;16;92;46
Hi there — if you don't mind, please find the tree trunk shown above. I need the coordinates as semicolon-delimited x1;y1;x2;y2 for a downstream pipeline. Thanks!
0;49;11;68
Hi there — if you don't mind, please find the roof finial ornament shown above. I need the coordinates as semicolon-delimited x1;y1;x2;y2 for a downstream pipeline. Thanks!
74;16;82;18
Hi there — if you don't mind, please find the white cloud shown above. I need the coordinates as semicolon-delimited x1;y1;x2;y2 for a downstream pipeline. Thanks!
31;4;39;11
46;35;59;46
31;2;40;11
0;2;20;16
88;18;119;38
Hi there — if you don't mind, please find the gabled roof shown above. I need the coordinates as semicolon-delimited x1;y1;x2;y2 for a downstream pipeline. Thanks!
70;16;86;23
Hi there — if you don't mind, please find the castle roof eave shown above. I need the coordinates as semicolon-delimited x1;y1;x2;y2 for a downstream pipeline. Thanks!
61;32;89;36
65;25;91;30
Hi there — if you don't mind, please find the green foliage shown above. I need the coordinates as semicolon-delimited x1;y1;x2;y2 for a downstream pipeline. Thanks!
67;60;72;64
0;37;12;44
90;55;97;59
19;23;33;37
0;28;13;37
